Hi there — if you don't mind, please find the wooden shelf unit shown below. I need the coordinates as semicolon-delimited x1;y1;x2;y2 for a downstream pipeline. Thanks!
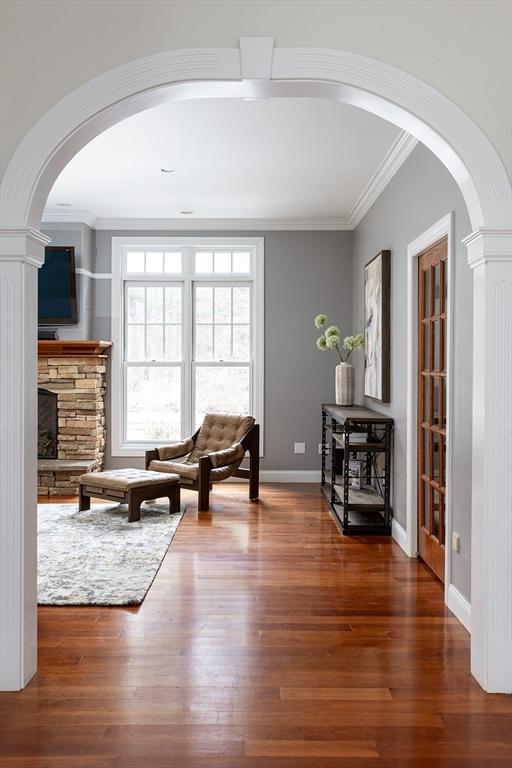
321;404;393;535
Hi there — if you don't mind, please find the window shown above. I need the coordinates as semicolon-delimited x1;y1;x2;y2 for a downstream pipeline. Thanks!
111;238;264;455
124;283;183;442
193;283;251;429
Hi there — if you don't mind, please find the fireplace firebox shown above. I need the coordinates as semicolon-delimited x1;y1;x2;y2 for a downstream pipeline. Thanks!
38;389;58;459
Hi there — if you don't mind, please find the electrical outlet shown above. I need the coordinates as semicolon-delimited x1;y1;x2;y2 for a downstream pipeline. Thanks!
294;442;306;454
452;531;461;552
318;442;329;455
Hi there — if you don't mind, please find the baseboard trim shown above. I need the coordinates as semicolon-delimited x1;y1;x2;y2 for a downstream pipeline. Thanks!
392;519;411;555
447;584;471;633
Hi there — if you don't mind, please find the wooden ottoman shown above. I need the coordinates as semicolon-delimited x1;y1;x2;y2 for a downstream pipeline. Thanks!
78;468;180;522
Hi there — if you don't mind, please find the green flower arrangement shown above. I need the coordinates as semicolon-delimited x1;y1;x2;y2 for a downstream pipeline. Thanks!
314;314;364;363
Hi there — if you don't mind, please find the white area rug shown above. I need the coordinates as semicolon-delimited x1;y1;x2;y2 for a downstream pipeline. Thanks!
37;500;185;606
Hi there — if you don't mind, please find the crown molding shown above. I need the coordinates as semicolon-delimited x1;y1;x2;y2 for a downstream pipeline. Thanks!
40;216;354;231
94;217;352;231
347;131;418;228
41;210;98;229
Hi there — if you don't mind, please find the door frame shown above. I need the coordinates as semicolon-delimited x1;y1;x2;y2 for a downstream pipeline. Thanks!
404;214;456;607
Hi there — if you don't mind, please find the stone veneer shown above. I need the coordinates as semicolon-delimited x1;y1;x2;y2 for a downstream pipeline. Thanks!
37;341;112;495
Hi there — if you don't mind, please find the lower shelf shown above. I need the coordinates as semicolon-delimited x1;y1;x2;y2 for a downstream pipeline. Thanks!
332;483;384;509
321;484;392;535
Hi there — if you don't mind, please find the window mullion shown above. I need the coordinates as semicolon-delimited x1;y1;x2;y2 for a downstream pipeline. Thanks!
212;285;216;361
230;286;234;360
163;287;166;362
143;285;148;360
123;280;128;365
184;273;192;438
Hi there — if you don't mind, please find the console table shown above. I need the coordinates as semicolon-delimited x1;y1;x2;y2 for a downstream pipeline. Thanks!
321;404;393;535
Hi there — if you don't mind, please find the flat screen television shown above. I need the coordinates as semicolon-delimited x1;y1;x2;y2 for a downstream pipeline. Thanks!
38;246;77;325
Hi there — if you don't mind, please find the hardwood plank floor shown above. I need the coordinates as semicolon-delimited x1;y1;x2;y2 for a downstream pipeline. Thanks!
1;484;511;767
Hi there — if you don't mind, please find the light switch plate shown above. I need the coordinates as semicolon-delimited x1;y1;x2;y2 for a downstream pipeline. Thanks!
294;442;306;454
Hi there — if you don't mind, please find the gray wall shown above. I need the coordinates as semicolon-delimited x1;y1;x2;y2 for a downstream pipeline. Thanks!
41;223;94;339
92;230;353;473
352;143;473;599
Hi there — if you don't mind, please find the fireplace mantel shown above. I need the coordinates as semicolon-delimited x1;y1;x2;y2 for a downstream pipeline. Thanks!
37;340;112;357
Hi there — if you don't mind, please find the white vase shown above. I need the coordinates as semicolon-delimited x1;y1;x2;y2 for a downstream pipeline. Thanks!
335;363;355;406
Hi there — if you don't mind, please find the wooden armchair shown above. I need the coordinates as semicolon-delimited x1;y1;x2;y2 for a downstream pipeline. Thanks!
145;413;259;511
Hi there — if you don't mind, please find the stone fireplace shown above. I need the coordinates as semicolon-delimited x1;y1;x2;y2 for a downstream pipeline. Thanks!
37;340;112;495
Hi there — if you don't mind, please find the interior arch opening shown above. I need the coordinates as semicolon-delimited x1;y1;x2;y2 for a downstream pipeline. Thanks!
1;44;511;702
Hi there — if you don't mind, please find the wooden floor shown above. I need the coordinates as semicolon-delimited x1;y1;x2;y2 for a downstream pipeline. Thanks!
1;484;511;767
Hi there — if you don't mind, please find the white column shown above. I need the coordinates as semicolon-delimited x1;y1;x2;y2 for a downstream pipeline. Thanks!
0;228;49;690
464;228;512;693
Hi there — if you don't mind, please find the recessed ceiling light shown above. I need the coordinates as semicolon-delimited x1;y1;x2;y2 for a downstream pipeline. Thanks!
161;167;178;173
56;203;72;207
179;210;194;215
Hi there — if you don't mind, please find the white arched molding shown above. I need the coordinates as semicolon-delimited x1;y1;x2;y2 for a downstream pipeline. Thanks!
1;44;511;230
0;40;511;691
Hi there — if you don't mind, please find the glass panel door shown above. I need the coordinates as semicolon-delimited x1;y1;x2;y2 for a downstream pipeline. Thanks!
417;238;448;582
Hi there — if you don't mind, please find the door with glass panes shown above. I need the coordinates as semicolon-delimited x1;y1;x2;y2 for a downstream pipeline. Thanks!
417;237;447;581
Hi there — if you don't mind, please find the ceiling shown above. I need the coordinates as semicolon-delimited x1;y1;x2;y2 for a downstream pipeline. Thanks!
44;97;408;226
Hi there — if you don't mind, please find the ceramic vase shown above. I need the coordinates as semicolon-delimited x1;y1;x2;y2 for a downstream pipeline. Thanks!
335;363;355;406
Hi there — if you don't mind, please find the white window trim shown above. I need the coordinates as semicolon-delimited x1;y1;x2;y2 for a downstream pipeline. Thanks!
111;236;264;457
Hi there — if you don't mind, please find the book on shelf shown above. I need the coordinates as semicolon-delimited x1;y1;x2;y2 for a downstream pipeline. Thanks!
348;459;364;490
348;433;368;443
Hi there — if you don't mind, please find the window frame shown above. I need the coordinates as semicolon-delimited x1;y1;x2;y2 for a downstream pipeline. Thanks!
111;236;264;457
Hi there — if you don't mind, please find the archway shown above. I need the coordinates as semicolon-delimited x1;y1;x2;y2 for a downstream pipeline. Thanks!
1;39;511;692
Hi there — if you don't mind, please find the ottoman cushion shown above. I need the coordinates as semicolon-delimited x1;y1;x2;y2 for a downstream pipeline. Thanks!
79;468;179;491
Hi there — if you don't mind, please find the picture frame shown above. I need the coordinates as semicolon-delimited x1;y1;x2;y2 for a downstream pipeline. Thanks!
364;250;390;403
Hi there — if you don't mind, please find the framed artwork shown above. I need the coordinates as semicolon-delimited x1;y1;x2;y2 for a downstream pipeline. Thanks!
364;250;390;403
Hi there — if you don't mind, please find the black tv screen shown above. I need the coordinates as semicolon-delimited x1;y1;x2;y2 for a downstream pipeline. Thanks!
38;246;77;325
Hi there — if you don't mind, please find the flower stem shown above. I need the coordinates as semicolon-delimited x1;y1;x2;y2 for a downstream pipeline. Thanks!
335;343;344;363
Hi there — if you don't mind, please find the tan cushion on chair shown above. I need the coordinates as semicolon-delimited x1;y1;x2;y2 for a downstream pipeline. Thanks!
209;442;245;468
150;459;198;482
149;458;241;484
188;413;255;463
157;437;195;461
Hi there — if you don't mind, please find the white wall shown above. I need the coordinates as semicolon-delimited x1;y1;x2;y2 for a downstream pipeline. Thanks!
1;0;511;181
